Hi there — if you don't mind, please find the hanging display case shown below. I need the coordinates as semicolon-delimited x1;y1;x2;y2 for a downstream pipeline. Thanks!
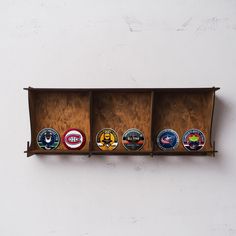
24;87;219;157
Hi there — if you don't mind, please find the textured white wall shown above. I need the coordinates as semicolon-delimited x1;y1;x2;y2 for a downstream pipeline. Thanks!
0;0;236;235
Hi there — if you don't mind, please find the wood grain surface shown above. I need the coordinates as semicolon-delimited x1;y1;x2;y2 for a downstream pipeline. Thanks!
28;89;215;154
92;92;152;152
30;91;90;151
153;91;214;152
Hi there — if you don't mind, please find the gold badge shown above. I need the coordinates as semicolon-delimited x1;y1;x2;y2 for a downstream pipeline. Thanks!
96;128;119;151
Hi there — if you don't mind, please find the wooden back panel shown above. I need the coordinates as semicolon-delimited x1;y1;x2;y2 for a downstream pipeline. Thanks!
30;91;90;151
153;91;215;151
91;92;152;152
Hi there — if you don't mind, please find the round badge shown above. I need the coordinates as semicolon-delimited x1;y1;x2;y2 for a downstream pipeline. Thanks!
37;128;60;150
157;129;179;151
96;128;118;151
182;129;206;151
63;129;86;150
122;128;145;151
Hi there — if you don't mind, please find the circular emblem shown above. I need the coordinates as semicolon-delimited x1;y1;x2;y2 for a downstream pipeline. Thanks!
122;128;145;151
96;128;118;151
157;129;179;151
182;129;206;151
37;128;60;150
63;129;86;150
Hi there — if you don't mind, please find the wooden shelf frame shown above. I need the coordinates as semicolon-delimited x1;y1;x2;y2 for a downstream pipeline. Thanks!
24;87;220;157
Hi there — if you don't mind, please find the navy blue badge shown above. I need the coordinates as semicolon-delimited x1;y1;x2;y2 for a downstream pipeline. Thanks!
182;129;205;151
157;129;179;151
37;128;60;150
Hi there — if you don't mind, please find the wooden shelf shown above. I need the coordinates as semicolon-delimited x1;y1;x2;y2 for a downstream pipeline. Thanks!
25;87;219;157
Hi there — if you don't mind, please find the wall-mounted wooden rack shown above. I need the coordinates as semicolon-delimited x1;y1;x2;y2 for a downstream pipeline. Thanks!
24;87;219;157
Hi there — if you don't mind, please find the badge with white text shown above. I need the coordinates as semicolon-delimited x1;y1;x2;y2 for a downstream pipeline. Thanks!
157;129;179;151
96;128;118;151
182;129;206;151
122;128;145;151
37;128;60;150
63;129;86;150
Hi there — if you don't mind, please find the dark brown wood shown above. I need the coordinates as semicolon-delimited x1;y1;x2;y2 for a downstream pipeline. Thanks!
24;87;220;93
210;90;216;150
153;150;217;156
89;91;93;157
28;90;37;151
25;150;89;156
150;90;155;156
25;87;219;157
24;150;217;156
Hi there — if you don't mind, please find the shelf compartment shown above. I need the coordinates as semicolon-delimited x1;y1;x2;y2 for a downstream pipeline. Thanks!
91;91;152;152
152;90;216;153
27;90;90;153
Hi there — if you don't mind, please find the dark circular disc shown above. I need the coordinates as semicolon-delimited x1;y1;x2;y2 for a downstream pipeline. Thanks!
37;128;60;150
157;129;179;151
122;128;145;151
182;129;206;151
96;128;119;151
63;128;86;150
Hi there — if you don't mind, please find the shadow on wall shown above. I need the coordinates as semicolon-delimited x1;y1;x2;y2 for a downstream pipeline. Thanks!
33;153;225;173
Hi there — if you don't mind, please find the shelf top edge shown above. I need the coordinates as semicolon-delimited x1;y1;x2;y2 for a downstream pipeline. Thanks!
24;87;220;92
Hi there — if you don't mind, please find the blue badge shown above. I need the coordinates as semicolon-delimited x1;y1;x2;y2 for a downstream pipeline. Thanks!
182;129;206;151
157;129;179;151
37;128;60;150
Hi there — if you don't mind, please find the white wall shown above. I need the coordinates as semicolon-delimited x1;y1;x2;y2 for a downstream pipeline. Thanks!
0;0;236;235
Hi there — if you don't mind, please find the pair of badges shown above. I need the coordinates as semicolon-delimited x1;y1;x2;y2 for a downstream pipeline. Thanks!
96;128;144;151
37;128;86;150
157;129;206;151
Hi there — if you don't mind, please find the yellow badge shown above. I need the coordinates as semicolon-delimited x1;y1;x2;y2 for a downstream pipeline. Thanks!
96;128;119;151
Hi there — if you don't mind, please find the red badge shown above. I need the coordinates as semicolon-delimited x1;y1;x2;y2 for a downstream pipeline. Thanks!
63;129;86;150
